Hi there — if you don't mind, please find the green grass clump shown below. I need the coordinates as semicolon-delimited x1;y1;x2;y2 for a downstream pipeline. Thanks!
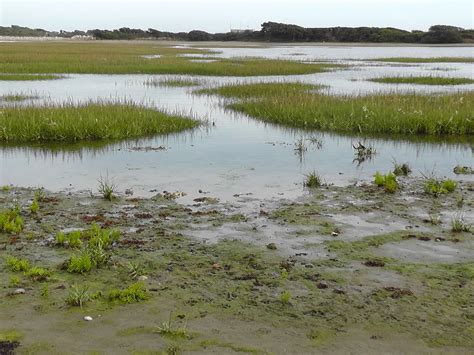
0;42;337;76
65;284;91;307
25;266;50;281
201;83;474;136
303;171;323;188
451;213;471;233
0;101;198;143
109;282;150;303
67;251;93;274
453;165;473;175
98;175;117;201
373;57;474;63
374;172;398;193
369;76;474;86
0;74;63;81
0;207;23;234
30;198;39;214
66;223;120;273
6;256;30;272
279;290;292;304
424;178;457;196
55;230;83;248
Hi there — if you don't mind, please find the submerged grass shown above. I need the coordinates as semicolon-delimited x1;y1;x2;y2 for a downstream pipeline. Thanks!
201;82;474;136
369;76;474;85
144;77;202;87
0;42;338;76
0;101;198;143
372;57;474;63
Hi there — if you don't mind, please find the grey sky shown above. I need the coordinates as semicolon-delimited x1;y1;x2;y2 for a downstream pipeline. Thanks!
1;0;473;32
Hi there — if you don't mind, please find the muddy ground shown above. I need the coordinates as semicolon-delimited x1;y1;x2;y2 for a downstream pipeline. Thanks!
0;176;473;354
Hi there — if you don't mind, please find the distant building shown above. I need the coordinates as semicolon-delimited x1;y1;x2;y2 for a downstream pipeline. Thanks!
230;29;251;33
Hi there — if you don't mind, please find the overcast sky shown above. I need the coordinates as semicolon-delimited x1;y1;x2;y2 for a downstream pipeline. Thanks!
1;0;473;32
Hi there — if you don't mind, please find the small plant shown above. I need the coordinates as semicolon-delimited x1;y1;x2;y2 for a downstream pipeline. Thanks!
25;266;50;281
304;171;322;188
373;171;398;193
67;251;93;274
55;230;83;248
66;284;91;307
453;165;473;175
424;178;457;196
30;198;39;214
279;290;292;304
126;261;145;280
9;275;21;287
156;313;188;339
109;282;150;303
456;194;464;208
98;174;117;201
428;214;441;225
6;256;30;272
34;188;46;202
393;161;411;176
0;207;24;234
451;213;471;233
41;285;49;298
1;185;12;191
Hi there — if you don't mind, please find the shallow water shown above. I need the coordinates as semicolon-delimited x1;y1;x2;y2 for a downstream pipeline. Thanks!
1;45;473;205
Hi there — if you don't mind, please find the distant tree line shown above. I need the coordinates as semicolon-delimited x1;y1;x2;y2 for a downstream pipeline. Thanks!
1;23;473;43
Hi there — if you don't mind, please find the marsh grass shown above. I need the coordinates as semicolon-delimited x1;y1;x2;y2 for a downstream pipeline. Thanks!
424;177;457;196
144;77;202;87
373;57;474;63
0;101;198;143
0;74;64;81
0;207;23;234
65;285;91;308
392;161;412;176
0;42;338;76
369;76;474;86
98;174;117;201
374;172;399;193
451;213;471;233
202;82;474;136
109;282;150;303
304;171;323;188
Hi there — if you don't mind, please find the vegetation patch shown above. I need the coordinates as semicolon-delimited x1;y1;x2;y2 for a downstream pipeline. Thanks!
374;171;399;193
0;207;24;234
109;282;150;303
0;74;64;81
0;101;198;143
372;57;474;63
0;42;338;76
200;82;473;135
369;76;474;85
